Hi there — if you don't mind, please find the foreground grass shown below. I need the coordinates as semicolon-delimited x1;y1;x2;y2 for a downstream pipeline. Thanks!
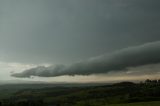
107;101;160;106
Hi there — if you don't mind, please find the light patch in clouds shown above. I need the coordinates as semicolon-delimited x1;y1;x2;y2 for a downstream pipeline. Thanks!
11;41;160;78
0;62;36;80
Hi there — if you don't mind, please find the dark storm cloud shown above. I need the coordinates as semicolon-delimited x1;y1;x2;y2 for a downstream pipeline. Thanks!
0;0;160;64
11;41;160;78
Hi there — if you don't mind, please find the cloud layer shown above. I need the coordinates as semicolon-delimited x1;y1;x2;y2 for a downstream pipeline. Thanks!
11;41;160;78
1;0;160;64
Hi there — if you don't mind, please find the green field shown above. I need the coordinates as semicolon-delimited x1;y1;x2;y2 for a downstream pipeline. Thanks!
1;81;160;106
107;101;160;106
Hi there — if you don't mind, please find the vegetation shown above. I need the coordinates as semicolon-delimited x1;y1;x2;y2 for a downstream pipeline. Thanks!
106;101;160;106
0;79;160;106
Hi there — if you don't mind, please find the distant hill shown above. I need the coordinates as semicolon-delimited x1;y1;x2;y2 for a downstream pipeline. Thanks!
0;80;46;85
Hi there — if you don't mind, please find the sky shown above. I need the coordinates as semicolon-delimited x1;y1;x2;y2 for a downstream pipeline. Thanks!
0;0;160;83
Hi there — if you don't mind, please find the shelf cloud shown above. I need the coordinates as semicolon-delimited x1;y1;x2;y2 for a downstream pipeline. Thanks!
11;41;160;78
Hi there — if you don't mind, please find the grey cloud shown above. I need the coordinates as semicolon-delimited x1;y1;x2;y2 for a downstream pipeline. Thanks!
11;41;160;78
0;0;160;64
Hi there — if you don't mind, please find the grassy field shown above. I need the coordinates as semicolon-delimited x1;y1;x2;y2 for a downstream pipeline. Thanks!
107;101;160;106
1;82;160;106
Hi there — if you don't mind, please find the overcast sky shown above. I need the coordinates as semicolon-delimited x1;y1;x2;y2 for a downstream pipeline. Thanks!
0;0;160;83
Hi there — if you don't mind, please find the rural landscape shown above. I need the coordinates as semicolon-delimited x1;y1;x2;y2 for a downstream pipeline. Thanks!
0;79;160;106
0;0;160;106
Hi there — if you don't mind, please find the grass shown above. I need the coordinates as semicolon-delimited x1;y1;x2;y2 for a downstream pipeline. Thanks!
106;101;160;106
